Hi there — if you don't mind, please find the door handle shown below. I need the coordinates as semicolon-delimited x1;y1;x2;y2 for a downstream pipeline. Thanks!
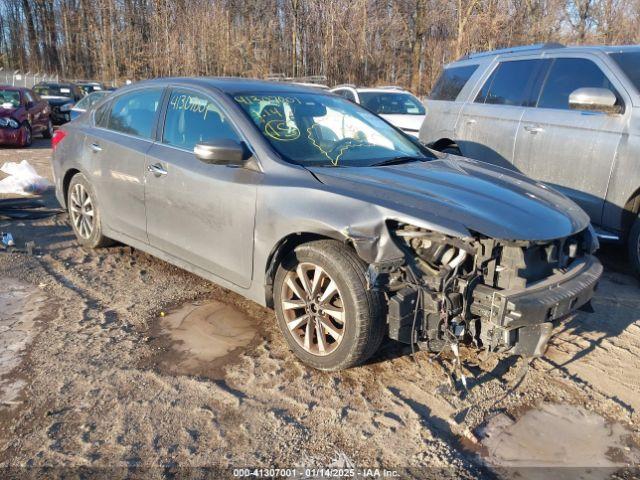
524;125;544;134
90;143;102;152
147;163;168;176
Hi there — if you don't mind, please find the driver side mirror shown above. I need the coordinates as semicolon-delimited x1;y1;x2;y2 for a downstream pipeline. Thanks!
569;87;623;115
194;139;247;166
26;101;34;109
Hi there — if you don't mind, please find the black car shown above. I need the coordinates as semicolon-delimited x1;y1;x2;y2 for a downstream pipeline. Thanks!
77;82;106;95
33;82;85;125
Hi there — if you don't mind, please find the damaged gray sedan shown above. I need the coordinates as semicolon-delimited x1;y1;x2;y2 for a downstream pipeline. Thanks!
51;78;603;370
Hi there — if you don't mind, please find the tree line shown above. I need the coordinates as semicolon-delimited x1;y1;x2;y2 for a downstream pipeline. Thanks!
1;0;639;95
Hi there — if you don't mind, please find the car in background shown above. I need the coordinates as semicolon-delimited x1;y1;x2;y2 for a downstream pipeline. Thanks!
77;82;106;95
420;43;640;276
34;82;84;125
52;78;601;371
70;90;111;121
330;85;426;136
0;86;53;147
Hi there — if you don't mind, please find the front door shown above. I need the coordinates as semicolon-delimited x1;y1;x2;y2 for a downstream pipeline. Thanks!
513;56;627;224
144;88;259;288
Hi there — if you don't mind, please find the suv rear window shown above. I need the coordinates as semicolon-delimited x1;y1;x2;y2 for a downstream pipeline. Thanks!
610;52;640;93
476;59;549;107
429;65;478;101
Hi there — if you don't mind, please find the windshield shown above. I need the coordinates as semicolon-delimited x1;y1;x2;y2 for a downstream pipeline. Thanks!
0;89;21;108
234;92;430;167
358;91;426;115
610;52;640;93
74;91;108;110
34;85;73;98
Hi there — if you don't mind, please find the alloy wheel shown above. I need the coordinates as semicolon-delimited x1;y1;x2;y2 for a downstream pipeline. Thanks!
280;262;345;356
69;183;95;239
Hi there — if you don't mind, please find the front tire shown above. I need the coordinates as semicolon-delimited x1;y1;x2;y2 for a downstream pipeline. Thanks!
19;122;32;147
274;240;384;370
628;214;640;277
67;173;111;249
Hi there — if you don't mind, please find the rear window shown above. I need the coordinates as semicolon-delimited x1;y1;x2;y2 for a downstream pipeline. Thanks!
429;65;478;101
358;92;425;115
610;52;640;93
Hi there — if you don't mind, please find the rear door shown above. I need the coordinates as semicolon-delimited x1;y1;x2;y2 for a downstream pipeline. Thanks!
513;56;628;223
456;58;549;169
85;87;164;242
144;87;259;288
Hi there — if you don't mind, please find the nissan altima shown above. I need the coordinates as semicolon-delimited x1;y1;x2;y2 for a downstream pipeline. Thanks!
51;78;602;371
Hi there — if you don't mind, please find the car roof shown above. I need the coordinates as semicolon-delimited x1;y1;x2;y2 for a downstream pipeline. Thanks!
35;82;76;88
126;77;332;96
0;85;23;92
356;88;411;94
449;43;640;67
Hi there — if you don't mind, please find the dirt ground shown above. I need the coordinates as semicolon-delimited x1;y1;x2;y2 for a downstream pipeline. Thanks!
0;139;639;479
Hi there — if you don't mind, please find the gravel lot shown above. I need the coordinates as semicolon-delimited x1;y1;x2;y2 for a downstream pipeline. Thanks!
0;139;639;478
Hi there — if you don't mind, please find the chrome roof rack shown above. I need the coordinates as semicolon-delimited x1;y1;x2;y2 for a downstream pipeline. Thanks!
458;42;565;61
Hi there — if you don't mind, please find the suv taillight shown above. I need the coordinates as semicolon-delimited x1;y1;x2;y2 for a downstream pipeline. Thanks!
52;130;66;151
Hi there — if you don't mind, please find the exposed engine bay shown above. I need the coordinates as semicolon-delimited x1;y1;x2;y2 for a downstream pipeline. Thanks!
370;222;603;359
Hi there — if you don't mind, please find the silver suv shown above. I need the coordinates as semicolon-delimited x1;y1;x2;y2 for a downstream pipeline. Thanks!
420;43;640;275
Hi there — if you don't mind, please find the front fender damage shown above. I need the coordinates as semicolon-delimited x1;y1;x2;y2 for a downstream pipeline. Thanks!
346;221;602;363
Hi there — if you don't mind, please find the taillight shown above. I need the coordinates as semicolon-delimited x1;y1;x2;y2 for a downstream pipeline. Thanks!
52;129;66;151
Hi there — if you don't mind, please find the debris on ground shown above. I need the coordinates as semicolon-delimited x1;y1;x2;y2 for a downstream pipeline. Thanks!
0;160;51;195
1;231;14;247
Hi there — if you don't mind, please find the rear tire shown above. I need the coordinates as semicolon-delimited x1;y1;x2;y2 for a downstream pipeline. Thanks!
441;145;461;156
628;214;640;277
273;240;385;371
67;173;112;249
42;119;54;139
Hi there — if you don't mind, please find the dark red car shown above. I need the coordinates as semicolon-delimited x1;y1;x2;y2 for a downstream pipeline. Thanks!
0;86;53;147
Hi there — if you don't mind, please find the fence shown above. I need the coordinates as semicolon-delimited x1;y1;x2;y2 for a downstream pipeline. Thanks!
0;69;59;88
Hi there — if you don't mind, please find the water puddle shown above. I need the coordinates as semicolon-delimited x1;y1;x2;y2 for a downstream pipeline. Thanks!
0;278;47;407
477;403;640;480
148;300;259;378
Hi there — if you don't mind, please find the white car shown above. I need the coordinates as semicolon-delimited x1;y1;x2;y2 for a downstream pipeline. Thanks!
329;85;426;136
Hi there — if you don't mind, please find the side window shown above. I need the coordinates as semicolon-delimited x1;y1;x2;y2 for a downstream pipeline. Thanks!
106;89;162;139
538;58;620;110
94;101;111;127
476;59;548;107
23;91;34;104
334;89;356;102
162;89;241;151
430;64;479;101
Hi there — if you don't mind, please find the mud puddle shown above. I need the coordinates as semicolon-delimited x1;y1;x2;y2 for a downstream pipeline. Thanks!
147;299;260;378
477;403;640;479
0;278;47;407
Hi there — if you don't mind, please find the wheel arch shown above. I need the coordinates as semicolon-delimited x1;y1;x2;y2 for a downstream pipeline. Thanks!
264;231;358;308
61;168;82;208
622;187;640;238
429;137;458;152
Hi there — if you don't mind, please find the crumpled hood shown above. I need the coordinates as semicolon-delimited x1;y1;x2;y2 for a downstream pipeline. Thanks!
308;157;590;241
42;95;73;106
